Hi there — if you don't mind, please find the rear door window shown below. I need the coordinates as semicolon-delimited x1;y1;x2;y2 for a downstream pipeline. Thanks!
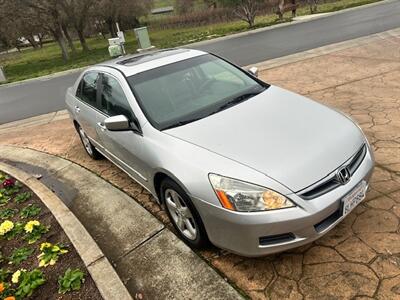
77;72;99;108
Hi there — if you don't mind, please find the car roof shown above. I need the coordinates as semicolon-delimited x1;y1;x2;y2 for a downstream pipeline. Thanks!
97;48;207;77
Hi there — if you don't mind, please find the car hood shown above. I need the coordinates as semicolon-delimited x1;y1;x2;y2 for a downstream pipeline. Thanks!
165;85;365;192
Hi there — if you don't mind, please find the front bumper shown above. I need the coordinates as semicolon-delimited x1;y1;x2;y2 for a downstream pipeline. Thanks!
193;147;374;257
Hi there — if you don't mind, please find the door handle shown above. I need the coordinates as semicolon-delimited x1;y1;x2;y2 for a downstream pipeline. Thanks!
74;105;80;113
97;122;107;131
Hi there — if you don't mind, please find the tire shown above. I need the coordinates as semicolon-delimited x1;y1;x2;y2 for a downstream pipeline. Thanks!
161;178;209;248
76;124;102;160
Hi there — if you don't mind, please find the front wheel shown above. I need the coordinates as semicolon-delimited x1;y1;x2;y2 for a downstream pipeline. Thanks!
76;124;102;160
161;178;209;248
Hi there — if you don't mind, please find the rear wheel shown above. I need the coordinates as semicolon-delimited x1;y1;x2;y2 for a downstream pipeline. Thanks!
161;178;209;248
76;124;102;160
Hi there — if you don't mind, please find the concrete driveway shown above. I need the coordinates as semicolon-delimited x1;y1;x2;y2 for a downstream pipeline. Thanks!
1;29;399;299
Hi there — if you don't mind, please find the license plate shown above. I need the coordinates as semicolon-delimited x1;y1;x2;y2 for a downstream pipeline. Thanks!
342;181;367;216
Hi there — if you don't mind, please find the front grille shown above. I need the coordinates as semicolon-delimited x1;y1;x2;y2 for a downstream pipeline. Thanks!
314;209;341;232
259;233;295;246
299;145;366;200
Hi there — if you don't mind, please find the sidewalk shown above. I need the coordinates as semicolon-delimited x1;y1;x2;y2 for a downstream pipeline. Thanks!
1;29;400;299
0;145;243;300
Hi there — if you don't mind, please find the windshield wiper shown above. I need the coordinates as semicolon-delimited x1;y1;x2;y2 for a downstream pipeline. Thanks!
162;88;265;130
162;117;203;130
210;89;264;115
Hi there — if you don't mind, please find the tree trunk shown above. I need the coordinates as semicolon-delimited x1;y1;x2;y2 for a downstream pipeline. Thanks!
278;0;285;20
75;27;89;52
62;24;76;53
309;0;317;13
291;0;297;17
27;35;38;49
106;18;117;37
38;34;44;48
58;36;69;61
52;27;69;61
132;17;140;28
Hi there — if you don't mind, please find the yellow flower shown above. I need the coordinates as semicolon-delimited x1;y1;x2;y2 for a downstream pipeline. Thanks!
52;245;60;252
0;192;3;198
40;242;52;251
11;270;21;283
60;249;68;254
24;220;40;233
39;260;46;267
0;220;14;236
49;259;56;266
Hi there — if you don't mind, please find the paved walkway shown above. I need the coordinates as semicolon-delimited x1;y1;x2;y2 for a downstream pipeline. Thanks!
1;29;400;299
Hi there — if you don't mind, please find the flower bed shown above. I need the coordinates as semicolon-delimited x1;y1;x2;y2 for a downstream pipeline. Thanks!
0;172;102;299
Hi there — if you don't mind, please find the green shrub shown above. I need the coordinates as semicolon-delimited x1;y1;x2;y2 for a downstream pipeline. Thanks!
8;247;34;265
14;269;46;298
0;268;11;281
15;192;32;204
58;268;85;294
0;208;18;219
20;204;41;219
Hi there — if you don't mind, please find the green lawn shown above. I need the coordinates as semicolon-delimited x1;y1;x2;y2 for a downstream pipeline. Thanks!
0;0;382;84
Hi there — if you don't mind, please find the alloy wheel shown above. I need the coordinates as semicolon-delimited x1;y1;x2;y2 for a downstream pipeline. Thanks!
165;188;198;240
78;127;93;156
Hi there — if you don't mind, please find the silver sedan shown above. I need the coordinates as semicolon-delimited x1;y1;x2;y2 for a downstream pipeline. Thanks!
65;49;374;257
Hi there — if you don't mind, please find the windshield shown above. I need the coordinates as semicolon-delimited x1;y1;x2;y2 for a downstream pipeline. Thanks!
127;54;268;130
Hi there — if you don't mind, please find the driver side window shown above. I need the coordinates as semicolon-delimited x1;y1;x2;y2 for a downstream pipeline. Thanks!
99;74;134;122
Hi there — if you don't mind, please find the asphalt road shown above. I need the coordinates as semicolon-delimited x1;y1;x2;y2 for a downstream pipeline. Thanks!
1;0;400;124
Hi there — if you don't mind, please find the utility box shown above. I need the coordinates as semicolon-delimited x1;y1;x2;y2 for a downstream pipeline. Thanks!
0;66;6;83
108;38;123;57
134;27;155;52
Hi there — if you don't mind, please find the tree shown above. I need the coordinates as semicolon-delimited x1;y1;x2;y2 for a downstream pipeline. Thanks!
234;0;259;27
23;0;71;61
59;0;97;52
218;0;262;27
0;0;44;50
97;0;151;36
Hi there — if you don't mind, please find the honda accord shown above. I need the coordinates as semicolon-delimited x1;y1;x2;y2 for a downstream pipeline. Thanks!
65;49;374;256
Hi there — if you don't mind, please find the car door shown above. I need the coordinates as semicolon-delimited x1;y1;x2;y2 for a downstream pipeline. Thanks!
74;71;103;148
95;72;148;185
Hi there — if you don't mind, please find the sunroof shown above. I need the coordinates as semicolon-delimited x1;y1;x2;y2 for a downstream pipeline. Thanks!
116;49;189;66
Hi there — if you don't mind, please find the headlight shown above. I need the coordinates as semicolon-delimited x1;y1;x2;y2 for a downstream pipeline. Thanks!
209;174;295;212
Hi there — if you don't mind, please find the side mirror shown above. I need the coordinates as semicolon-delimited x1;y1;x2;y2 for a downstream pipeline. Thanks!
248;66;259;78
104;115;131;131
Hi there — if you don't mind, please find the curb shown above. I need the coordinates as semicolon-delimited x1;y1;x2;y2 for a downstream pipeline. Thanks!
0;161;133;300
0;110;69;132
0;67;85;89
250;27;400;70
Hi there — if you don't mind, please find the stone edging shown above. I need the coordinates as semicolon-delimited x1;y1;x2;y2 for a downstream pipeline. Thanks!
0;161;133;300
